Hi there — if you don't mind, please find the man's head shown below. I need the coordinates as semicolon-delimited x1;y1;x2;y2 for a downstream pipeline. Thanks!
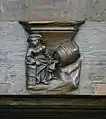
28;34;42;47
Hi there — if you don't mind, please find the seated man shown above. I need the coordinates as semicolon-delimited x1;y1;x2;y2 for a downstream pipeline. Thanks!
25;34;58;88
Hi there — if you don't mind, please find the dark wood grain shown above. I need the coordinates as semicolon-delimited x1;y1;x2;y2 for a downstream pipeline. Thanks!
0;95;106;119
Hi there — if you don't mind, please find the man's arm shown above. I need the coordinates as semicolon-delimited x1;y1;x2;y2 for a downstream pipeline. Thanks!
26;49;36;65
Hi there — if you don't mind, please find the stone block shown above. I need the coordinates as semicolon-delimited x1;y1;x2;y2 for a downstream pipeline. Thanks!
0;21;27;94
28;0;54;10
93;83;106;95
0;0;27;20
0;83;10;94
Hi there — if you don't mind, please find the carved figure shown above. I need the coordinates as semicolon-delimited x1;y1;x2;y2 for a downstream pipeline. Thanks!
25;34;81;93
25;34;58;88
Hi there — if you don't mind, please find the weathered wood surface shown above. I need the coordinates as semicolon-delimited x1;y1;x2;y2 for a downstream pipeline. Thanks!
0;104;106;119
75;21;106;95
0;0;106;21
0;21;27;94
0;95;106;105
0;96;106;118
0;21;106;95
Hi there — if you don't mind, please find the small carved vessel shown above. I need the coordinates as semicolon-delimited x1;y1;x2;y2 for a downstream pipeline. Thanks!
53;41;80;67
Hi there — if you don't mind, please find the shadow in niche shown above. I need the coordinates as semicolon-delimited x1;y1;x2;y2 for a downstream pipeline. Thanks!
19;21;85;49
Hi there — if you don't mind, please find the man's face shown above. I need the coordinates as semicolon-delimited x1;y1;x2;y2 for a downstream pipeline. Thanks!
31;37;40;46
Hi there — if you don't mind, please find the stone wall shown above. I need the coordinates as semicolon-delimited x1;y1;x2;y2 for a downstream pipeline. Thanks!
0;0;106;21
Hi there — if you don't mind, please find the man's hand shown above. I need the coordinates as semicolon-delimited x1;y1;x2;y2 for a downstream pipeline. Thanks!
26;57;36;65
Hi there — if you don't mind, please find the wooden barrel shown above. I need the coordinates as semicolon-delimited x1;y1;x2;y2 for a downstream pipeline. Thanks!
53;41;80;67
